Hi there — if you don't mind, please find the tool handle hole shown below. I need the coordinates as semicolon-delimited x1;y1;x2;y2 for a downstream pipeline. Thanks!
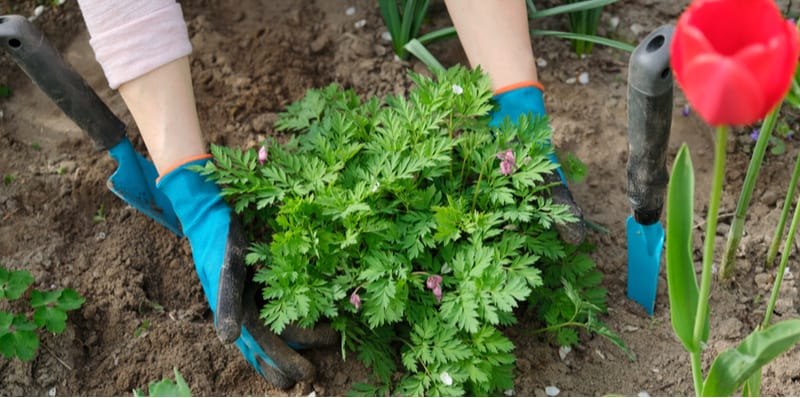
646;35;665;52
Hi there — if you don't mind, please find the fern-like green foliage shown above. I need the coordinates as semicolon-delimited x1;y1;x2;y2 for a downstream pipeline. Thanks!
195;66;611;395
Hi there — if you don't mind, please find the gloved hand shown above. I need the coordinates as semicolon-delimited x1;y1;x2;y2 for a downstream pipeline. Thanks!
490;82;586;245
156;156;337;388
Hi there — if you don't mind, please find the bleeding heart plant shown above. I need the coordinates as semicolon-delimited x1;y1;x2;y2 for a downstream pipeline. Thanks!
666;0;800;396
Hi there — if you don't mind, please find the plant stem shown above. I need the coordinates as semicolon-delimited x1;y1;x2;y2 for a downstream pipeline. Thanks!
719;105;781;279
691;125;728;395
763;183;800;328
766;151;800;266
691;351;704;396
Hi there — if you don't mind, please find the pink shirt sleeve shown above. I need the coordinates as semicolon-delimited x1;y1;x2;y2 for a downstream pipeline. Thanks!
77;0;192;89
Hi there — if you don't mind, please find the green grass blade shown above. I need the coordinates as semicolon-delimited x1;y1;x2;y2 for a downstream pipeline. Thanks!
526;0;537;13
410;0;430;42
531;29;634;52
665;144;702;353
404;39;445;72
378;0;403;54
703;320;800;397
417;26;457;45
529;0;618;19
400;0;417;46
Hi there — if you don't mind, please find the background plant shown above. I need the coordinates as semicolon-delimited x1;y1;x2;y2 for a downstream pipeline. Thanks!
196;66;619;396
379;0;632;71
0;265;85;361
665;0;800;395
563;0;605;55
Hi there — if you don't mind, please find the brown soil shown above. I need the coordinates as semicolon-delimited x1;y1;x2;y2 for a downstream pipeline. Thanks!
2;0;800;396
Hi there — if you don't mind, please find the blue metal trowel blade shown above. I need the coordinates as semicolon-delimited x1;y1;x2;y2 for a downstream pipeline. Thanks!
626;216;664;315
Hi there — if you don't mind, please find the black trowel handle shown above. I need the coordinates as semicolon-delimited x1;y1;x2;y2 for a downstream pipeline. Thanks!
627;25;674;226
0;14;125;150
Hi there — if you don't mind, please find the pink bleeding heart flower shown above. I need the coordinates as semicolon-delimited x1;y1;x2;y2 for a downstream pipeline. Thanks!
496;149;517;175
258;145;268;165
349;292;361;310
432;285;442;303
426;274;443;302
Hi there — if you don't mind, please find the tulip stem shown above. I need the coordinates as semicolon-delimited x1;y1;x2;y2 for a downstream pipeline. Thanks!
766;150;800;266
718;104;781;279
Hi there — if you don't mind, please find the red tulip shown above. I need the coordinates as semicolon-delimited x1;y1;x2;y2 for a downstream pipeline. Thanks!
670;0;799;126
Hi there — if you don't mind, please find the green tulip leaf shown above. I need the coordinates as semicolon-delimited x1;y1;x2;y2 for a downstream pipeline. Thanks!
703;319;800;397
665;144;704;352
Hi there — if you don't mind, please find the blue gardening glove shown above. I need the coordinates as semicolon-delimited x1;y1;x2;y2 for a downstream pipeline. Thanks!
156;157;337;389
490;83;586;245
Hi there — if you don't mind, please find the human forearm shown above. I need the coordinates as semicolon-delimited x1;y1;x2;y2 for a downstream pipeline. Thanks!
444;0;538;90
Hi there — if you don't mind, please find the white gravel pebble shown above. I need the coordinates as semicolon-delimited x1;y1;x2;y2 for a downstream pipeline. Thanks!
48;387;56;397
609;16;620;29
504;389;514;396
630;23;645;35
545;386;560;396
354;19;367;29
345;6;356;16
565;77;577;85
638;392;650;397
29;5;45;21
381;31;392;41
558;345;571;360
578;72;590;85
307;392;317;397
536;57;548;67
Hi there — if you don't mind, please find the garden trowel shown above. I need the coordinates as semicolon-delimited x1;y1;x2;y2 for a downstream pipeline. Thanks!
626;25;674;315
0;15;182;236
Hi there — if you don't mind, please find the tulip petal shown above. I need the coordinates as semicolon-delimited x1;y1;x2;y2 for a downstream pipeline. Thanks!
671;24;716;88
681;55;765;126
734;35;793;115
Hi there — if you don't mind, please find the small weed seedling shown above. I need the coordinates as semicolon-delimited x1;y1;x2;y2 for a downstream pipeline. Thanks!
0;265;85;361
93;204;106;223
134;368;192;397
3;175;15;186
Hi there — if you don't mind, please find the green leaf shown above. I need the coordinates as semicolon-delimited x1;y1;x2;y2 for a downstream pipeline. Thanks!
33;307;68;333
143;368;192;397
665;145;704;352
0;330;39;361
0;313;39;360
703;320;800;397
30;289;60;308
0;268;34;300
57;289;85;311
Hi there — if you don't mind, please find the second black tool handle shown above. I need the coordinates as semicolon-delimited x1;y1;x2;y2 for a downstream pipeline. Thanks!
0;14;126;150
627;25;675;226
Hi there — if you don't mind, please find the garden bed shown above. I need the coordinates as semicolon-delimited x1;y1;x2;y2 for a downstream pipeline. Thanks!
1;0;800;395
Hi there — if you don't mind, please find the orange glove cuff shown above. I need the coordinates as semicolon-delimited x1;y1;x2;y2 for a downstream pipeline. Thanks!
494;81;545;96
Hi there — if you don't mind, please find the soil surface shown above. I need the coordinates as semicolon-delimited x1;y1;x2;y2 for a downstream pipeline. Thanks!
2;0;800;396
